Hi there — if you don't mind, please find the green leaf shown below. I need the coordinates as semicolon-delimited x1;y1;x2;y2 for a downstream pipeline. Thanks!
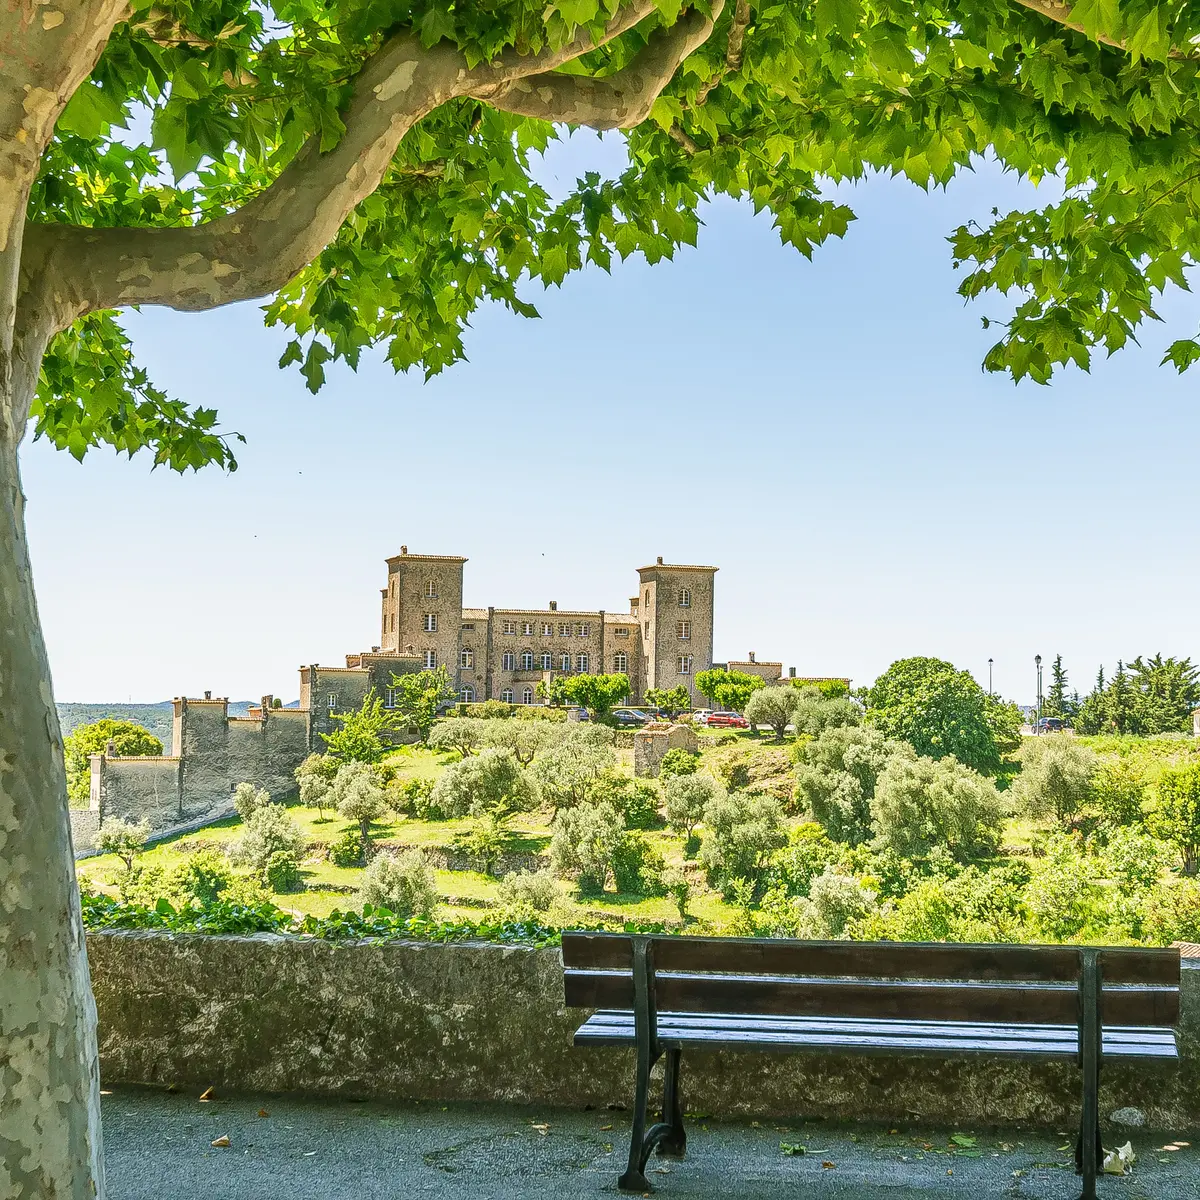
56;82;125;140
815;0;862;39
1162;339;1200;372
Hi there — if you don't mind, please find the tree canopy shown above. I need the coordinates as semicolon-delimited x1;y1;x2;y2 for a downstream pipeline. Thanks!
63;718;163;800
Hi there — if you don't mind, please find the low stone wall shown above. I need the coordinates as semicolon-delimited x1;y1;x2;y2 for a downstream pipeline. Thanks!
87;931;1200;1129
70;807;102;854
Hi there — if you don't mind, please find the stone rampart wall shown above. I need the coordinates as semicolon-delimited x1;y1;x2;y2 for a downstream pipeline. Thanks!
87;931;1200;1129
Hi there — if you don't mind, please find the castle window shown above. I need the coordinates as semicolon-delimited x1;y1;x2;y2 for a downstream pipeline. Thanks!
679;655;693;675
522;621;534;636
613;652;628;673
424;579;438;599
390;614;396;632
558;622;571;637
678;588;691;608
615;627;629;638
578;622;591;637
384;688;398;708
677;620;691;640
423;650;437;669
645;589;650;605
560;653;571;672
540;652;553;670
542;622;553;636
521;650;534;670
423;612;438;632
501;687;514;703
576;653;590;672
644;621;649;637
502;619;516;635
460;686;475;702
460;648;473;669
502;651;516;671
327;692;339;709
521;686;534;705
390;579;395;596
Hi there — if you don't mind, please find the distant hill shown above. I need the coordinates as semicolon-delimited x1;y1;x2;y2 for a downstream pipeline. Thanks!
55;700;285;747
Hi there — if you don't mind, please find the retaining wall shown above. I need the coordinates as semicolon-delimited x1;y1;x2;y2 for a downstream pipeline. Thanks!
87;932;1200;1129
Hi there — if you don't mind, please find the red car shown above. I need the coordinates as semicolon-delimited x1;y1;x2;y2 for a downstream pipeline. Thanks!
707;711;749;728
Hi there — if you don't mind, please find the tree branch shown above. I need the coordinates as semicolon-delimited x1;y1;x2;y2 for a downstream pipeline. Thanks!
1010;0;1197;59
472;4;724;131
19;2;671;329
694;0;749;108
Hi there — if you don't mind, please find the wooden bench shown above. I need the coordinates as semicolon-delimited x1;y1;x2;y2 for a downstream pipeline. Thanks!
562;933;1181;1198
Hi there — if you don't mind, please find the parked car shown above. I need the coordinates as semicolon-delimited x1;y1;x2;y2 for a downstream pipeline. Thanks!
1036;717;1065;733
690;709;714;726
706;711;749;729
611;708;652;727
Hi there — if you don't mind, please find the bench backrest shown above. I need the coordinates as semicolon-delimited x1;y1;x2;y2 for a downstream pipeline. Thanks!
561;933;1181;1027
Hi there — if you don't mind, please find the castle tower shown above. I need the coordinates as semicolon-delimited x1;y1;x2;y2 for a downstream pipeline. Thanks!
637;557;717;703
380;547;466;685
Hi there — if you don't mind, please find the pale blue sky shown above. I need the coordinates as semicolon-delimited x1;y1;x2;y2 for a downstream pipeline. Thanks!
22;135;1200;705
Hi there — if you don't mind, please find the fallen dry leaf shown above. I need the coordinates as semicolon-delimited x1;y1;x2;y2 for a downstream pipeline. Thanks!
531;1123;550;1136
211;1135;230;1148
199;1087;215;1102
821;1161;835;1169
599;1125;613;1132
257;1109;270;1118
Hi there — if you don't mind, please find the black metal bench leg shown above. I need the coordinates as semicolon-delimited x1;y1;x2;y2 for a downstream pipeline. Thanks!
1076;949;1102;1200
657;1049;686;1158
618;1038;655;1191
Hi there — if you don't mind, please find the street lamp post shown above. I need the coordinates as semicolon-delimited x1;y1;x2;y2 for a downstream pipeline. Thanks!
988;658;993;697
1035;654;1043;735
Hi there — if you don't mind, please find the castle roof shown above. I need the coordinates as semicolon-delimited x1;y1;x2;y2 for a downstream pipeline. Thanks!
637;562;719;575
386;551;467;565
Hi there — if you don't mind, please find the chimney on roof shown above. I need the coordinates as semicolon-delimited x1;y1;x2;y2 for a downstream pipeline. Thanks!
406;644;414;655
371;645;380;653
789;666;796;678
400;544;408;555
549;600;557;611
656;556;663;565
749;651;756;663
261;694;273;714
204;690;212;700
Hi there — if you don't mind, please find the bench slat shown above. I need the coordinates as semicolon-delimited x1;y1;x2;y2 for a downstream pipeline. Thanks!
560;933;1180;986
573;1011;1180;1061
564;969;1180;1026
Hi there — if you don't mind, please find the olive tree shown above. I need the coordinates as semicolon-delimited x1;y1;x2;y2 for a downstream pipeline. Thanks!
8;0;1200;1191
331;760;389;847
428;747;540;821
744;685;799;740
95;817;150;871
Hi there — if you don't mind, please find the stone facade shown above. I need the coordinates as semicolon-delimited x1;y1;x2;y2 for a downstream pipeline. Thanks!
87;931;1200;1129
378;547;718;706
633;723;699;778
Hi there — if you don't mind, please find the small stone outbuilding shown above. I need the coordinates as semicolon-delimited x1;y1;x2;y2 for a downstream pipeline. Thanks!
633;723;698;777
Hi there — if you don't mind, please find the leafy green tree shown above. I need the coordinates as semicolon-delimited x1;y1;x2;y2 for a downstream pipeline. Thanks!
96;818;150;871
232;782;272;821
63;719;163;801
865;657;1004;773
791;688;861;736
1011;737;1098;825
529;735;616;813
1153;763;1200;876
663;772;722;848
870;754;1005;863
658;747;699;780
20;0;1200;1185
694;668;763;713
794;725;900;846
744;685;799;740
1044;654;1075;720
331;760;389;848
429;716;487;759
1092;760;1148;828
322;689;401;761
358;849;438;919
390;667;456;745
560;672;630;720
478;718;557;765
795;867;878;939
1128;654;1200;733
550;801;624;896
229;806;307;876
644;685;691;716
295;753;337;820
536;677;571;707
699;791;787;898
428;748;540;822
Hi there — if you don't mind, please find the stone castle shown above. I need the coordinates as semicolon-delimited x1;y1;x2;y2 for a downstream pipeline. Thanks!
73;547;810;852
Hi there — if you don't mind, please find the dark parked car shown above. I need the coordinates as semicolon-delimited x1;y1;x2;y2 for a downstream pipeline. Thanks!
611;708;652;727
1036;717;1065;733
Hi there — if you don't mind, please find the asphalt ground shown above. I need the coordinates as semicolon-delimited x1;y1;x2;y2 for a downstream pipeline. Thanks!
100;1086;1200;1200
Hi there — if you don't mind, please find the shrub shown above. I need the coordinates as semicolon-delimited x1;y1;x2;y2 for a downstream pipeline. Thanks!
870;754;1004;862
699;792;787;898
332;760;389;847
328;829;365;867
1023;836;1102;941
744;686;799;740
357;849;438;919
498;868;562;913
658;747;699;780
172;849;240;904
1141;877;1200;945
1092;759;1147;827
1103;826;1167;890
1011;737;1098;824
295;754;336;819
430;748;540;821
549;801;624;895
611;832;666;896
795;867;877;938
772;822;849;897
265;849;303;893
591;771;661;829
233;782;272;821
663;772;721;847
392;776;442;819
96;817;150;870
663;866;691;922
791;689;861;736
530;736;616;812
452;815;510;875
794;726;898;845
229;805;307;874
